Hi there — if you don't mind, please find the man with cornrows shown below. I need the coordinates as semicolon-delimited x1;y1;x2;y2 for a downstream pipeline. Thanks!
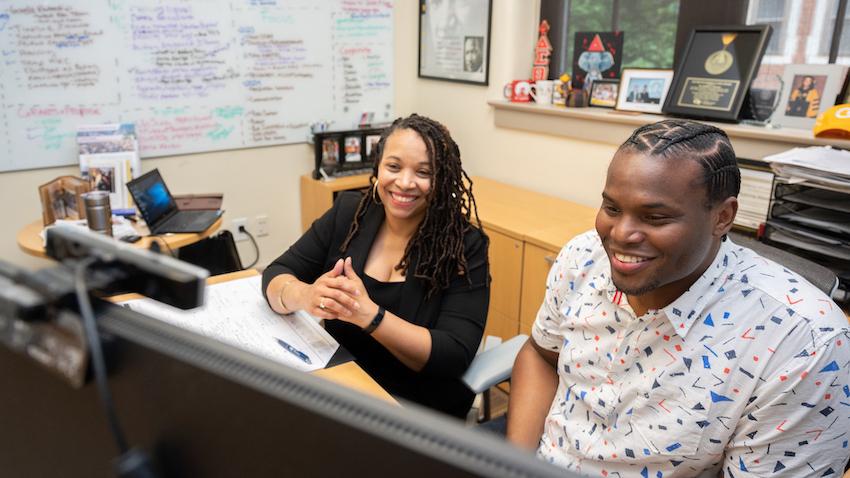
507;119;850;476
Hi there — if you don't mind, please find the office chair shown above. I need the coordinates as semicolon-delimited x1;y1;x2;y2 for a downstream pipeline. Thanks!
462;231;841;423
463;334;528;422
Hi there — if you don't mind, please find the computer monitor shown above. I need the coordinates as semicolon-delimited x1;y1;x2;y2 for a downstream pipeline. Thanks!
0;300;568;477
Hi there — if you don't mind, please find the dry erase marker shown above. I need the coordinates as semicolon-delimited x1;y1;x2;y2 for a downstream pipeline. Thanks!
276;338;312;365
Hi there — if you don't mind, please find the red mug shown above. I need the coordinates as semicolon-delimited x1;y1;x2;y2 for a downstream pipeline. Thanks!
503;80;533;102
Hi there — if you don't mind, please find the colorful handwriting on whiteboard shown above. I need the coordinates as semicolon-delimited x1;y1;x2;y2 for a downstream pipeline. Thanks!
207;125;234;140
0;12;9;32
152;106;190;116
213;106;244;119
26;118;75;150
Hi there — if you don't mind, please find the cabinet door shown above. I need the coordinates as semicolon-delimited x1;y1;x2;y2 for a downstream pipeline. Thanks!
519;244;559;336
484;229;523;340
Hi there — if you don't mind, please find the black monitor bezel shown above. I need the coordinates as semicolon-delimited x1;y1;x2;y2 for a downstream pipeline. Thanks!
1;300;568;478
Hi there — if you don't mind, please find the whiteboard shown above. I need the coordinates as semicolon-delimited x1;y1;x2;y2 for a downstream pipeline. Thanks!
0;1;394;172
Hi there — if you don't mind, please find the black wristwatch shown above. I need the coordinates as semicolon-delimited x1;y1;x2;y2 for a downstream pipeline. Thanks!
362;306;385;335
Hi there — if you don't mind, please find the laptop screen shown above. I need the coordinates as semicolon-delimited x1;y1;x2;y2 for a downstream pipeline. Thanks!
127;169;176;225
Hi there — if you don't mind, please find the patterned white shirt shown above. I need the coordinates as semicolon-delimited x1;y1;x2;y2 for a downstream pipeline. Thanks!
532;231;850;477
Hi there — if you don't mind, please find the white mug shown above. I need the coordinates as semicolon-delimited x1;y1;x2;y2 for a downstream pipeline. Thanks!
531;80;554;105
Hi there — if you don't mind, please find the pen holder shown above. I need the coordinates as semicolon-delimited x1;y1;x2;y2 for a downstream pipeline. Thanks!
83;191;113;236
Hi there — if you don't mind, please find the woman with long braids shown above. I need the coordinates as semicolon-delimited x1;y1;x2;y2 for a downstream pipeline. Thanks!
262;114;490;417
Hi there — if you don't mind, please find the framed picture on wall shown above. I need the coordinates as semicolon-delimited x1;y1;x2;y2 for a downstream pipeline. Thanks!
615;69;674;114
418;0;492;85
773;64;848;129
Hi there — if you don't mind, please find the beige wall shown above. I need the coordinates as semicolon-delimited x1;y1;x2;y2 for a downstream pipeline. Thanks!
1;1;614;269
394;0;613;212
0;145;313;270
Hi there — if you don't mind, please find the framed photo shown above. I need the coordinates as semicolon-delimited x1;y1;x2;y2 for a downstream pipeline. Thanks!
572;31;624;90
773;64;848;129
615;69;674;114
365;134;382;160
320;136;341;176
38;175;91;226
344;136;362;163
663;25;771;122
418;0;492;85
589;79;620;108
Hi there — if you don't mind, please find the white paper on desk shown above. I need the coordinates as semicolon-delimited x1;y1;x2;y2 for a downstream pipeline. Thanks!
120;275;338;372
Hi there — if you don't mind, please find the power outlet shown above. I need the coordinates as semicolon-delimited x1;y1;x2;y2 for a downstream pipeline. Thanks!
231;217;248;242
255;215;269;237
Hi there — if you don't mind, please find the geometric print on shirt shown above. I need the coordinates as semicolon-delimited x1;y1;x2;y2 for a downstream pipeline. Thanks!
532;231;850;477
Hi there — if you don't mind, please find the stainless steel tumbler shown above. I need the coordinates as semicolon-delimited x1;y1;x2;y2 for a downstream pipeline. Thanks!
83;191;112;236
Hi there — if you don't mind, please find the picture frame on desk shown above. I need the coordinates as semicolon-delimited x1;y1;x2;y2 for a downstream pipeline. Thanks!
662;25;771;122
589;79;620;108
365;134;381;161
772;64;848;129
615;68;673;114
418;0;492;86
344;135;363;163
38;175;92;226
320;136;342;177
313;125;388;180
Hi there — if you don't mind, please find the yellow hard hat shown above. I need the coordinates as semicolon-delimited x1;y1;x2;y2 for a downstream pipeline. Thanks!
813;104;850;139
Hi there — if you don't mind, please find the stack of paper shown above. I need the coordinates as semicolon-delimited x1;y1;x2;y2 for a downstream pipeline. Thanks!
77;123;141;209
736;167;773;230
762;147;850;283
120;275;339;372
763;146;850;193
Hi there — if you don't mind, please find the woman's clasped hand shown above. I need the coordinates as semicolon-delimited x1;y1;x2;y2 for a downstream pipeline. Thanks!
294;257;379;328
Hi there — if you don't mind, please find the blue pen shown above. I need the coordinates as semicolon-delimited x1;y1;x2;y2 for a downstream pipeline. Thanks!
276;338;312;365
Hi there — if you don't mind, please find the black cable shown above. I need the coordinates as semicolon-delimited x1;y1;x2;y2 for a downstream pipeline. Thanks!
239;227;259;269
149;236;174;256
73;257;130;454
73;259;159;478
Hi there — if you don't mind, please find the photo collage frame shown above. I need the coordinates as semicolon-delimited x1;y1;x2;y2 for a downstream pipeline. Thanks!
313;126;388;179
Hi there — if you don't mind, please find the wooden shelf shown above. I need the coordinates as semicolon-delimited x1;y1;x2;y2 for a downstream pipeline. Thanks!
489;99;850;160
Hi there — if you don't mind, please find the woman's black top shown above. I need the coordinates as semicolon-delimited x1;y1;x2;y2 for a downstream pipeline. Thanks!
362;274;404;313
262;192;490;418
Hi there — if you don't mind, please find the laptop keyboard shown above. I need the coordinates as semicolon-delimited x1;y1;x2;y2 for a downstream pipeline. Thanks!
159;211;218;232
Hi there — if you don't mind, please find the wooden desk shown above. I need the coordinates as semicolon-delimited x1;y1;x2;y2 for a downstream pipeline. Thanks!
111;269;396;404
16;216;223;259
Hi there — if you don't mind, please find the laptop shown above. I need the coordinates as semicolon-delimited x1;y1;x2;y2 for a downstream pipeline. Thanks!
127;169;222;234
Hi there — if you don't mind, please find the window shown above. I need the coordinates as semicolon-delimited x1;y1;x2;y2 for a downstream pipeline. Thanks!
749;0;789;55
565;0;680;69
543;0;850;81
817;0;850;60
746;0;850;87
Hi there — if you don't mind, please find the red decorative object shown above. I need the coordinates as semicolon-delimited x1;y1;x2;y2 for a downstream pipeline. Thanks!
532;20;552;82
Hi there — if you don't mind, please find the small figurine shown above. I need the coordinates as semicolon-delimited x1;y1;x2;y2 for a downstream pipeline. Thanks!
553;73;571;107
